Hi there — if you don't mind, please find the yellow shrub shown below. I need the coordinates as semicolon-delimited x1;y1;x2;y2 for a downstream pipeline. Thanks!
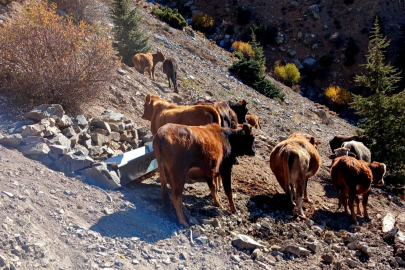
0;0;119;109
274;63;301;85
232;41;255;59
324;85;352;105
191;13;214;29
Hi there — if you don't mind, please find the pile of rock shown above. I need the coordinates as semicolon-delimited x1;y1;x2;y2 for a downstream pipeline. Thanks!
0;104;153;189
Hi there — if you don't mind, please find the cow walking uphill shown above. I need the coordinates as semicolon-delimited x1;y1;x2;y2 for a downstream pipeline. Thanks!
142;94;221;135
133;51;165;80
270;132;321;217
153;123;256;227
330;155;386;225
341;141;371;162
162;57;178;93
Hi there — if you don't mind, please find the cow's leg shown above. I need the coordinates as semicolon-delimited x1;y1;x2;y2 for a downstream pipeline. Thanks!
206;177;222;207
295;181;305;217
169;170;188;227
286;182;295;206
215;175;222;192
362;191;370;219
348;188;358;225
355;196;361;215
152;66;156;80
221;171;236;213
304;178;311;202
167;75;171;88
182;203;189;214
159;166;170;213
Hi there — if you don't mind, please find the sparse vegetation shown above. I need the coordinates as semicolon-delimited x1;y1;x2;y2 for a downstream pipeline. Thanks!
250;31;266;73
351;17;405;184
0;0;119;109
274;63;301;86
232;41;255;59
50;0;103;24
233;51;244;60
110;0;150;66
191;13;214;33
152;5;187;30
182;78;201;92
237;6;252;25
250;24;277;46
324;85;352;105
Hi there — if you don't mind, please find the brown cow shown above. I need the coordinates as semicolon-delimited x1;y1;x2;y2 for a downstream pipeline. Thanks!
142;94;221;135
162;57;178;93
246;114;261;129
330;156;386;225
154;123;256;227
270;132;321;217
133;51;165;80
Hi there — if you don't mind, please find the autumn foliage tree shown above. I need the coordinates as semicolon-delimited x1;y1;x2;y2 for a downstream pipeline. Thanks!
324;85;352;105
0;0;119;109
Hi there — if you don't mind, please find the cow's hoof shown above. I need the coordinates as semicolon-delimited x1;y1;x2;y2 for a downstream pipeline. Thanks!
364;215;370;219
182;203;190;214
304;197;311;203
213;200;222;208
179;220;189;228
230;207;237;213
351;219;359;226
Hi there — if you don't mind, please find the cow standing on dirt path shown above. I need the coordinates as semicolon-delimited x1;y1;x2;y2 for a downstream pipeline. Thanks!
270;132;321;217
153;123;256;227
162;57;178;93
133;51;165;80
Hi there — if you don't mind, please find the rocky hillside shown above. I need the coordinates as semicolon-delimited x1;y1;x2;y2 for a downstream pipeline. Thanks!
179;0;405;108
1;1;405;269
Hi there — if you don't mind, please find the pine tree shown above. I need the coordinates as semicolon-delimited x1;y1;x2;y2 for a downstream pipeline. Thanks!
250;30;266;73
351;17;405;182
110;0;150;66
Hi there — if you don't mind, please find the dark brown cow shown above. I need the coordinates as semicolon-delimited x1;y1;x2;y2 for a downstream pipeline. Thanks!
330;156;386;225
329;135;373;154
153;123;256;227
229;100;248;124
133;51;165;80
194;100;238;129
162;57;178;93
142;94;221;135
270;132;321;217
246;114;261;129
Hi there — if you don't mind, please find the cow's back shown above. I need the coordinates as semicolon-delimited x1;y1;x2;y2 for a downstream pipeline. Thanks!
133;53;153;72
342;141;371;162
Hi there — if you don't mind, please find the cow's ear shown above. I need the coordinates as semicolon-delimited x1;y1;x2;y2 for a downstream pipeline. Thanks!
241;124;250;135
239;100;247;106
145;94;150;104
309;137;315;145
349;152;357;158
329;154;336;159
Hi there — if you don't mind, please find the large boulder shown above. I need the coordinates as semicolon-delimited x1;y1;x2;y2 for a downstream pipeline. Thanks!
98;110;124;123
90;119;111;134
24;104;64;122
232;234;264;250
83;162;121;189
0;134;22;147
57;115;73;128
48;134;71;149
18;143;50;156
20;124;44;138
54;152;94;173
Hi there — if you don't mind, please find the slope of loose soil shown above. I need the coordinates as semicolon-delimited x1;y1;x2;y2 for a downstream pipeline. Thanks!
1;1;405;269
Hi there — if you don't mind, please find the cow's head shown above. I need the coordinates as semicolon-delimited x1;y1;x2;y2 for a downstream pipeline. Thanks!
368;162;386;186
155;50;165;62
229;100;248;124
142;94;160;120
356;135;373;146
328;147;356;159
232;124;255;156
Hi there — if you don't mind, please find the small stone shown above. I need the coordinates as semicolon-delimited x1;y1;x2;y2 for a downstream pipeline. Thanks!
356;242;371;257
285;245;300;256
382;213;395;233
103;208;113;215
321;254;333;263
132;259;140;265
232;234;264;250
251;249;262;260
1;191;14;198
347;258;358;268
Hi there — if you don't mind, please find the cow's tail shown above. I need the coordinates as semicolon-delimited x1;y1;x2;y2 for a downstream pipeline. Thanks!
258;119;262;129
173;61;178;93
283;151;296;201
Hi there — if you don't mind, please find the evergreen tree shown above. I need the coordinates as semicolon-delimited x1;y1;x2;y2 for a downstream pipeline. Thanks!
110;0;150;66
351;17;405;183
250;30;266;73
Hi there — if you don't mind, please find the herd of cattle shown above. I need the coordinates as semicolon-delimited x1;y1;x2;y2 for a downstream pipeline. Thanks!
133;51;386;228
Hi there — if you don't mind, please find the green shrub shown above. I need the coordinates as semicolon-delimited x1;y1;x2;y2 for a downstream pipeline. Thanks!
110;0;150;66
344;37;359;66
228;58;284;100
274;63;301;85
233;51;244;60
237;6;252;25
152;5;187;30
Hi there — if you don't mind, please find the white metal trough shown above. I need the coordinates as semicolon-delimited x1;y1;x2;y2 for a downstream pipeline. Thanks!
105;142;158;185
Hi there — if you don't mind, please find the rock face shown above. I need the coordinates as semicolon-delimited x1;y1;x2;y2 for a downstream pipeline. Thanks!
24;104;64;121
84;162;121;189
55;153;94;173
232;234;264;250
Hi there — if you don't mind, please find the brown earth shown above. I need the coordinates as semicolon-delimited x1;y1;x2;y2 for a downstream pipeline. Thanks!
1;1;405;269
